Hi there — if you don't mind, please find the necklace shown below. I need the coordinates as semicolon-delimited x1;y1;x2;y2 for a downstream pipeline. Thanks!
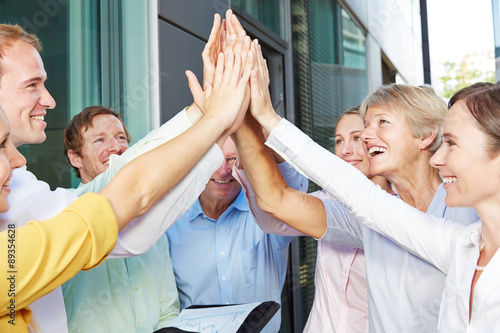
476;241;486;271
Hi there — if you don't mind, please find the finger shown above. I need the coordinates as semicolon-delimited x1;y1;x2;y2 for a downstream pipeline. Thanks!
238;36;251;74
221;19;227;50
250;69;259;94
229;52;242;87
226;9;235;35
244;47;254;76
202;14;220;59
254;41;269;87
224;34;237;57
233;30;246;55
186;70;205;110
250;40;257;70
223;50;236;85
214;53;225;86
230;13;245;36
237;52;253;91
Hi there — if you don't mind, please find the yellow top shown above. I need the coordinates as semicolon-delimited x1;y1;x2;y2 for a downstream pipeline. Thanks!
0;193;118;332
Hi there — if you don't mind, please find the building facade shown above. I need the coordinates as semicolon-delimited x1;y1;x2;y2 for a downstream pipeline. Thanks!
0;1;427;331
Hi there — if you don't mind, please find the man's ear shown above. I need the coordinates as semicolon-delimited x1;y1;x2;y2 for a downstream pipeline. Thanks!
67;150;83;169
420;125;439;150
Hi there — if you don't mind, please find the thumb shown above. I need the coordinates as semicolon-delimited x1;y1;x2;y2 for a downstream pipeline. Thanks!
186;70;205;112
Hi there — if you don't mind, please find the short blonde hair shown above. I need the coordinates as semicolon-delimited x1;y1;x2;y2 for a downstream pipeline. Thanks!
0;24;41;78
360;84;447;153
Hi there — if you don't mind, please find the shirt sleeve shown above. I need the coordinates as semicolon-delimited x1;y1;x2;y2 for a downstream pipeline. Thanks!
72;107;224;258
319;197;365;249
266;118;465;273
0;193;117;316
233;162;307;237
155;236;180;329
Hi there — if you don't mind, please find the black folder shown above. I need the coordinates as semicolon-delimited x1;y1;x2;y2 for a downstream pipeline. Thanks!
154;301;280;333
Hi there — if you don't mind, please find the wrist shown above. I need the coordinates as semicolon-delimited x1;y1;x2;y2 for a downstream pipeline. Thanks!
254;109;281;134
186;104;204;124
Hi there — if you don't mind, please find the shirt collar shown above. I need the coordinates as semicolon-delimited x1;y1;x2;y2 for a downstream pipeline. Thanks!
188;189;249;222
457;221;483;248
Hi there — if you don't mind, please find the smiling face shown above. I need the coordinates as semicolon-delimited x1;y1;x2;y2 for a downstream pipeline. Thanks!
0;40;56;147
361;106;424;179
200;137;242;210
334;114;370;177
0;109;27;212
430;100;500;209
68;114;129;184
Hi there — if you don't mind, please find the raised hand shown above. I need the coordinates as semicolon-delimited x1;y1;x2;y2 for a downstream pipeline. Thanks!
201;49;253;145
249;40;281;134
188;14;222;114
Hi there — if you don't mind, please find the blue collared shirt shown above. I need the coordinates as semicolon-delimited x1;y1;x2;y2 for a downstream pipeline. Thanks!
166;163;306;333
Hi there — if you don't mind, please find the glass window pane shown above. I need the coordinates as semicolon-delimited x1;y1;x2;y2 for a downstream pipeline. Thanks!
233;0;287;39
1;1;72;188
2;0;153;189
309;0;336;64
341;9;366;69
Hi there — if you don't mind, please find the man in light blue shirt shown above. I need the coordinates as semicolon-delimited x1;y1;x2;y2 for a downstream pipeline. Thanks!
61;106;179;333
166;137;308;333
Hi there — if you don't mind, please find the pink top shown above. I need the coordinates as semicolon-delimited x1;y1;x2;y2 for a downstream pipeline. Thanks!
234;168;368;333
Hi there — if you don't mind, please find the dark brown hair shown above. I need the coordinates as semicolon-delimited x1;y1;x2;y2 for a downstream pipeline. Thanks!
450;82;500;156
64;106;131;178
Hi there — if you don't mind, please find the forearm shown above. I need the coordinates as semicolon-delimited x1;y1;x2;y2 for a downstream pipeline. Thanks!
100;115;226;230
234;116;326;238
266;118;463;271
108;145;222;257
233;163;306;237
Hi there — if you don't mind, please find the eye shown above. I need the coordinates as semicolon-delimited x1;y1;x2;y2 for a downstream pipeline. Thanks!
0;139;7;150
26;83;36;89
335;139;344;145
94;138;104;143
445;140;456;147
380;119;389;125
353;136;361;142
118;136;127;141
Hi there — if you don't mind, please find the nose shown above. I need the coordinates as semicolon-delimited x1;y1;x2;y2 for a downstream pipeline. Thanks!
340;142;353;156
360;125;374;142
218;158;233;175
429;144;445;169
107;138;123;154
7;141;26;170
40;85;56;109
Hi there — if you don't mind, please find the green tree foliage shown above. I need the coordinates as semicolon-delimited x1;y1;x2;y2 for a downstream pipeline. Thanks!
439;51;495;98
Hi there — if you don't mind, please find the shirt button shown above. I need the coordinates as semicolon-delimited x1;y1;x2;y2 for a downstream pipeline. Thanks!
222;276;227;281
343;269;348;274
288;165;293;169
218;226;222;230
341;319;346;324
225;302;229;305
219;251;224;256
139;319;143;324
134;285;139;290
